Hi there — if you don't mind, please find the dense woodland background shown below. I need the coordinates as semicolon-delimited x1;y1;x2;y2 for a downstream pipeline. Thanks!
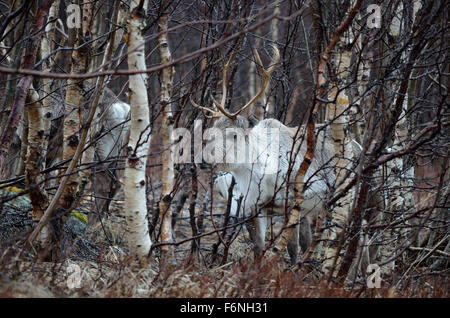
0;0;448;297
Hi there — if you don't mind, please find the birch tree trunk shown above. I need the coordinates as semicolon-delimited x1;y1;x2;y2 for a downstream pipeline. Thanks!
25;87;50;246
378;0;422;275
336;0;435;280
274;0;363;273
0;0;27;136
249;25;263;119
263;4;280;118
248;52;256;115
25;0;61;246
321;36;353;276
0;50;50;246
16;108;28;176
40;0;60;153
58;3;92;215
79;0;124;196
27;0;125;256
157;4;175;261
124;0;152;261
35;1;93;260
248;6;279;121
0;0;55;177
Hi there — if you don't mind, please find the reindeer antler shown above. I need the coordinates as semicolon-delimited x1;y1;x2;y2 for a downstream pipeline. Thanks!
212;45;280;120
189;94;221;119
209;48;238;119
191;45;280;120
189;48;238;119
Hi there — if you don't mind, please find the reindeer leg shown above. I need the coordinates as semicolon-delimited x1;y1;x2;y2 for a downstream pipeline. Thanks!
90;170;114;226
245;219;257;242
252;212;267;261
287;223;300;266
299;216;312;253
243;207;257;253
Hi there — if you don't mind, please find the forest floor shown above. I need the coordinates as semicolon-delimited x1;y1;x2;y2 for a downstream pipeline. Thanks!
0;178;448;298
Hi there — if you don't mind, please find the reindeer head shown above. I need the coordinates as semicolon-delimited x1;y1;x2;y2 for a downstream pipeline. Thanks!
190;46;280;171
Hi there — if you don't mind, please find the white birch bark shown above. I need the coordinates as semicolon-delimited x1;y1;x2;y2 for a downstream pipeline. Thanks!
248;6;279;120
124;0;152;260
40;0;60;151
378;0;422;275
274;0;364;268
25;87;51;246
249;26;263;119
60;2;92;211
263;4;280;117
157;6;175;258
0;46;51;246
80;2;125;190
321;36;353;275
16;107;28;175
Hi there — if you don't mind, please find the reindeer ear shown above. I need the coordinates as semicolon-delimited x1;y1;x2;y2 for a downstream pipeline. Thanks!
247;114;260;128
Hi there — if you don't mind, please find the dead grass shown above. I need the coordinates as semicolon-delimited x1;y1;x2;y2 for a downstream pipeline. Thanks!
1;240;448;298
0;185;448;298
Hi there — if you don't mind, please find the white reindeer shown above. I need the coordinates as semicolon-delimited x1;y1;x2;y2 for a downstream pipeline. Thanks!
191;46;340;265
86;88;130;224
6;88;130;225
